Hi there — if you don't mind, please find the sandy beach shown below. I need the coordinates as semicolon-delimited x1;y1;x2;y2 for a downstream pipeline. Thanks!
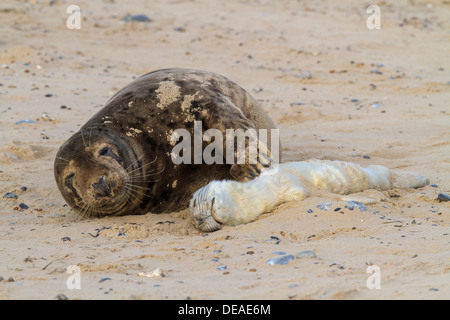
0;0;449;300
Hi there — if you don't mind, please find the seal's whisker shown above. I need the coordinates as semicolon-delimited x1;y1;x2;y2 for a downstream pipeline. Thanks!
88;127;93;148
129;178;161;184
125;183;152;190
125;157;159;175
83;203;94;218
124;184;153;199
77;200;100;218
123;187;141;202
124;154;144;173
125;154;144;172
123;186;145;203
124;185;152;199
129;170;162;182
85;204;94;218
80;128;87;148
122;186;139;202
78;202;90;218
129;168;163;177
125;183;156;191
125;154;158;174
128;165;166;178
56;156;70;163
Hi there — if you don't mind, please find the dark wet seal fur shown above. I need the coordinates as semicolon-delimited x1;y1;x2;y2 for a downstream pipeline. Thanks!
54;68;280;217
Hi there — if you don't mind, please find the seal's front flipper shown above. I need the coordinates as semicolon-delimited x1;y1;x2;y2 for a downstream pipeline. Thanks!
230;149;272;182
201;95;274;182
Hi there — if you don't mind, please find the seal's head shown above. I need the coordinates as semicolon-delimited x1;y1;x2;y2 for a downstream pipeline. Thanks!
54;128;148;217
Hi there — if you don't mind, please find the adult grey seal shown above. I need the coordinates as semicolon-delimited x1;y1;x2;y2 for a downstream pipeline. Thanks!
54;68;279;217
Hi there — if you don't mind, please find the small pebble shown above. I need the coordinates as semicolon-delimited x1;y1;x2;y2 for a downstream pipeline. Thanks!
217;265;227;271
437;193;450;202
272;251;286;255
18;203;28;210
334;207;341;212
317;203;332;211
430;184;438;188
307;209;313;213
61;237;71;242
121;14;151;23
296;250;317;259
266;255;295;266
138;268;164;277
370;68;383;74
371;103;381;108
20;186;27;191
15;119;36;125
3;193;18;199
41;112;55;121
55;294;69;300
363;155;371;159
44;93;53;98
268;235;281;245
297;71;311;79
329;262;340;267
345;201;367;212
99;277;112;283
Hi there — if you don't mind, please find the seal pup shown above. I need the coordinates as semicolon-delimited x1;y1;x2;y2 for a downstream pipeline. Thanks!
189;159;430;232
54;68;279;217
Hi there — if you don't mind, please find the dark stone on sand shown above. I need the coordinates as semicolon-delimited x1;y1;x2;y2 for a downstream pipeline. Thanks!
121;14;151;23
3;193;18;199
437;193;450;202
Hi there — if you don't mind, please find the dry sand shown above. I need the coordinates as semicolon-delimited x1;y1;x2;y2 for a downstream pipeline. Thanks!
0;0;449;300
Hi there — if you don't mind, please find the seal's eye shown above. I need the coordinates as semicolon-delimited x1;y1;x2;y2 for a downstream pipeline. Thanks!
98;147;122;164
65;173;75;189
64;173;82;201
99;147;112;156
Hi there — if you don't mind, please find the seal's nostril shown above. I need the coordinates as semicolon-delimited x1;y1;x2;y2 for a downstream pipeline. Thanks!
92;176;111;197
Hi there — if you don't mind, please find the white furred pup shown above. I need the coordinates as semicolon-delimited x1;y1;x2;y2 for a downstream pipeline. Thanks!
189;160;429;232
